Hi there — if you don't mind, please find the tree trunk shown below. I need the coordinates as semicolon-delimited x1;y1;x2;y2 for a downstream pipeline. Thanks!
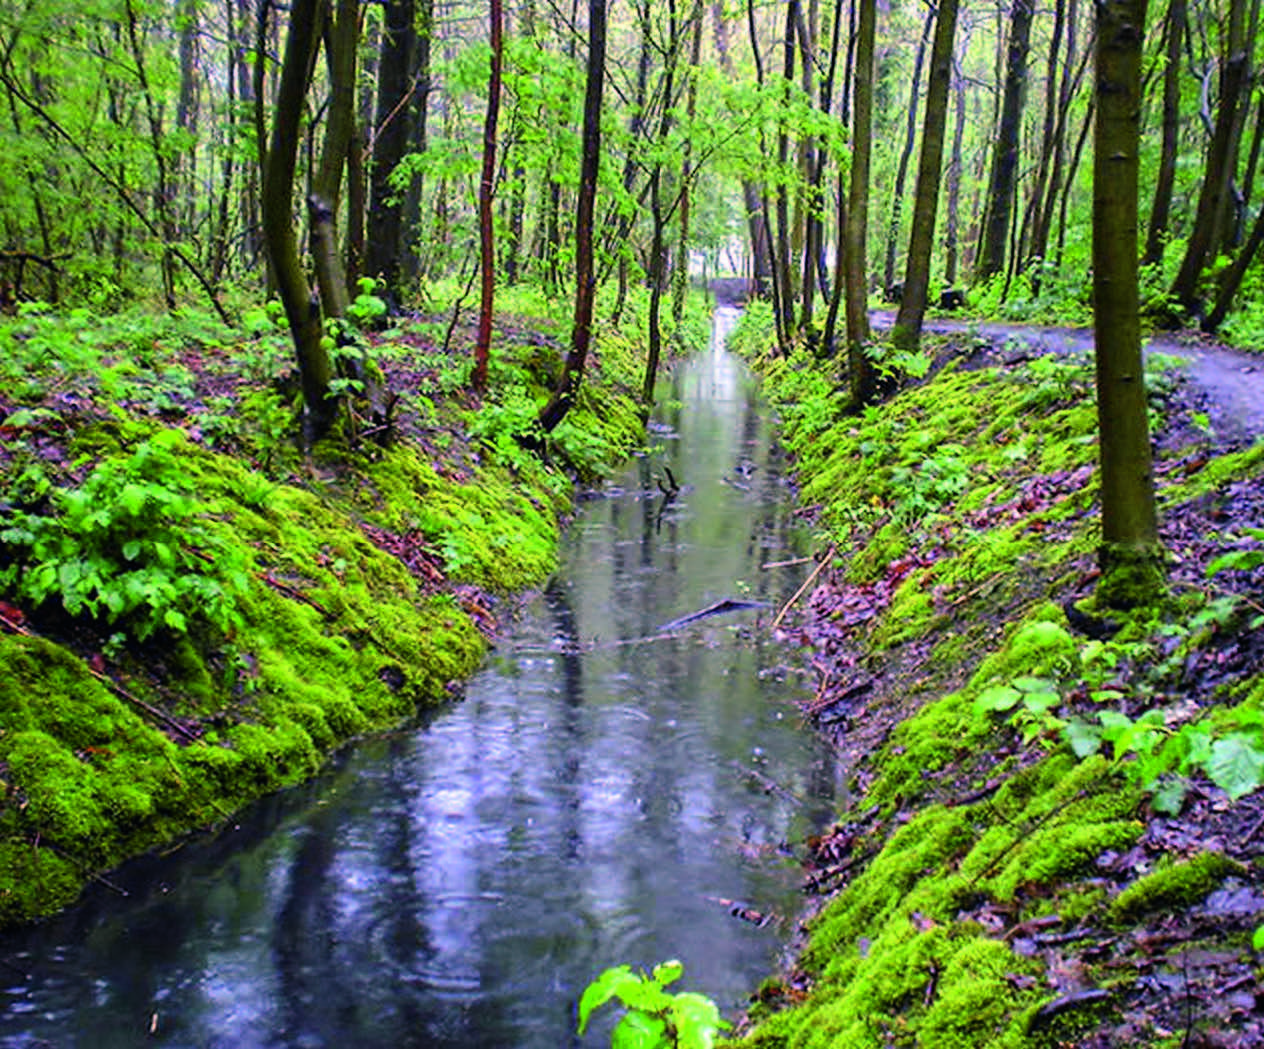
943;24;968;289
473;0;503;393
712;0;773;297
976;0;1034;283
892;0;959;352
1093;0;1162;607
845;0;876;405
1143;0;1186;266
1169;12;1250;318
262;0;337;442
882;6;933;295
365;0;416;302
538;0;606;434
401;0;435;282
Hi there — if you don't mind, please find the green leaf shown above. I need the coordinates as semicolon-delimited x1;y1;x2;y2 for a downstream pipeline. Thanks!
1253;924;1264;952
577;966;637;1034
1021;689;1061;715
1065;718;1103;758
672;992;731;1049
652;960;683;988
974;684;1022;716
1205;735;1264;801
611;1010;668;1049
1150;777;1188;815
1012;676;1055;693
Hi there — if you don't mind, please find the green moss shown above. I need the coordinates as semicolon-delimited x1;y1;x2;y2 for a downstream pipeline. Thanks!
920;938;1039;1049
1106;851;1242;926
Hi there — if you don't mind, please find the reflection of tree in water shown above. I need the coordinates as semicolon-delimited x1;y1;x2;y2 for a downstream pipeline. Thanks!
269;739;515;1048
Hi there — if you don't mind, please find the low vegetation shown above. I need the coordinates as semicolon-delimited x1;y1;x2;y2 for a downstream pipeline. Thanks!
0;283;700;927
724;307;1264;1047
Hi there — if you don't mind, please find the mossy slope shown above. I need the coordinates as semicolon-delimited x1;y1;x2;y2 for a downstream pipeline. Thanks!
727;329;1264;1048
0;319;649;927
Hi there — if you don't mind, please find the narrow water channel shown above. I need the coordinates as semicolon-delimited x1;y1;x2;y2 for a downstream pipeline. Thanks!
0;308;841;1048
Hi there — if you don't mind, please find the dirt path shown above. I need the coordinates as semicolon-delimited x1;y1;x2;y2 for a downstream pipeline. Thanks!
876;310;1264;443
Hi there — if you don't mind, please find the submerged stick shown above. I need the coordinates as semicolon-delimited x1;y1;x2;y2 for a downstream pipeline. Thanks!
771;545;835;630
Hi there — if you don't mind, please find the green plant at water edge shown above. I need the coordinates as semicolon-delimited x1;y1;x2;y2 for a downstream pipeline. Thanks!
0;430;250;643
578;960;729;1049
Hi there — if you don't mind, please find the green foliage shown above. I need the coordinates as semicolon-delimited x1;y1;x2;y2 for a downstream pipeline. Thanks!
1;430;250;642
577;961;729;1049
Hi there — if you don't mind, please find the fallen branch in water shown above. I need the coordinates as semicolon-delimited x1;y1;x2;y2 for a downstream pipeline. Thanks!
771;545;835;630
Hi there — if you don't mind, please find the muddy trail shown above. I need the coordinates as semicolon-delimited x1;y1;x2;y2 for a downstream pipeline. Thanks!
881;310;1264;443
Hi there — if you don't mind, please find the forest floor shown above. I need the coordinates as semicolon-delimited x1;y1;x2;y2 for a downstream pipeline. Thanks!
728;309;1264;1047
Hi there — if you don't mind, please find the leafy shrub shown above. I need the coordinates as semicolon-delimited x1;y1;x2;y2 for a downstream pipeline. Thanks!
1;431;250;643
577;960;729;1048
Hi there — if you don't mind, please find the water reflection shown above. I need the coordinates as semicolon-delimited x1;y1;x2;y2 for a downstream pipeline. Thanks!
0;308;841;1049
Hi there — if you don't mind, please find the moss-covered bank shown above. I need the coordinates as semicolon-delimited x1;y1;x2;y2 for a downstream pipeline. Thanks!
726;312;1264;1047
0;289;687;928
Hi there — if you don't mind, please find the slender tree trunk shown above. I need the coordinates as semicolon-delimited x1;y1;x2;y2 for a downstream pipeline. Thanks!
1143;0;1186;265
846;0;876;405
473;0;503;393
892;0;959;352
1018;0;1064;273
773;1;798;339
1093;0;1162;606
1170;2;1248;316
365;0;416;301
538;0;606;434
262;0;337;442
943;32;968;289
976;0;1034;283
713;1;772;297
671;1;705;337
401;0;435;282
883;5;933;294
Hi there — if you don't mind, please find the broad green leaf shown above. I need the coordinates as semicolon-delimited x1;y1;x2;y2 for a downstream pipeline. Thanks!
1253;924;1264;952
1012;676;1055;693
974;684;1022;716
1022;689;1061;715
1064;718;1103;758
1150;777;1188;815
577;966;637;1034
611;1010;668;1049
672;991;730;1048
1205;736;1264;801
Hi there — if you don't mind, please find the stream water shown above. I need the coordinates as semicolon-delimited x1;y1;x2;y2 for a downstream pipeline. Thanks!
0;308;841;1048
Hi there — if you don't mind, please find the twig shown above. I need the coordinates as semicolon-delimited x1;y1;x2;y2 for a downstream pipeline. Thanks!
731;760;806;805
260;572;333;618
761;555;816;569
771;545;835;630
946;570;1006;610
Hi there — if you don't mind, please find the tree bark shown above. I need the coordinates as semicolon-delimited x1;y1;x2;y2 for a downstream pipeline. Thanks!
538;0;606;434
892;0;959;352
262;0;337;442
473;0;503;393
976;0;1034;283
1143;0;1186;266
882;5;933;295
365;0;416;302
1093;0;1162;606
845;0;876;405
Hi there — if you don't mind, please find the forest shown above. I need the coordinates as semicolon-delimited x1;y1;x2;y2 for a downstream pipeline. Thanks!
2;0;1264;1046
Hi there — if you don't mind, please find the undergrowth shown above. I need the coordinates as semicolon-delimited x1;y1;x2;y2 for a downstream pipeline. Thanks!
725;321;1264;1048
